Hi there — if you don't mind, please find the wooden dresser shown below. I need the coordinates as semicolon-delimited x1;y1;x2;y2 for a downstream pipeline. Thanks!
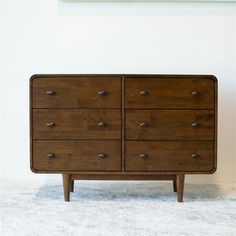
30;74;217;202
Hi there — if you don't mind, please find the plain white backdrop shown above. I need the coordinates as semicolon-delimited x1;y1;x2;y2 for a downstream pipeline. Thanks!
0;0;235;183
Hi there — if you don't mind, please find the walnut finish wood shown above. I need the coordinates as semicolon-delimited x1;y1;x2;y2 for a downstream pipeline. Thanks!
30;74;217;202
173;180;177;192
70;180;74;192
121;77;126;171
126;110;215;140
71;174;176;180
62;174;71;202
126;141;214;172
32;76;121;108
125;77;215;109
176;174;185;202
33;109;121;139
33;140;121;171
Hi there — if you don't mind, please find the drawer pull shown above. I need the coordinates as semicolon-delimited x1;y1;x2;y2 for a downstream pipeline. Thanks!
192;153;200;160
47;153;55;159
46;90;55;96
97;153;107;159
139;91;148;96
47;122;55;128
191;122;200;128
139;122;149;128
192;91;200;97
98;122;107;128
139;153;148;159
98;90;107;96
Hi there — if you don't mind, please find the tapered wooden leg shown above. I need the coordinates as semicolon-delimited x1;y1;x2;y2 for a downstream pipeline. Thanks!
62;174;71;202
70;180;74;192
173;179;177;192
176;174;185;202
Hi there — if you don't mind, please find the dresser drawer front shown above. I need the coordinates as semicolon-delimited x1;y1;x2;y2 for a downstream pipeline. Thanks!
33;109;121;139
32;76;121;108
126;110;214;140
33;140;121;171
126;141;214;172
125;77;215;109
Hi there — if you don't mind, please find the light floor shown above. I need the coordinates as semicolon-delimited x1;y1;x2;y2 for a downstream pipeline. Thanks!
0;181;236;236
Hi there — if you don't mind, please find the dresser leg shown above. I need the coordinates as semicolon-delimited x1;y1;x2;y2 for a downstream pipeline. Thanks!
176;174;185;202
62;174;71;202
173;179;177;192
70;180;74;192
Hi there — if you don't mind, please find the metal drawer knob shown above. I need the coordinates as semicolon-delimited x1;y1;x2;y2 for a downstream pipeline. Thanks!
139;153;148;159
191;122;200;128
47;153;55;159
46;91;55;96
97;153;107;159
98;122;107;128
47;122;55;128
192;91;200;97
192;153;200;160
98;90;107;96
139;122;149;128
139;91;148;96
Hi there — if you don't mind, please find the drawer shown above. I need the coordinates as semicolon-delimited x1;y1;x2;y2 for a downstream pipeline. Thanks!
125;76;216;109
33;109;121;139
32;76;121;108
32;140;121;171
126;110;214;140
126;141;214;172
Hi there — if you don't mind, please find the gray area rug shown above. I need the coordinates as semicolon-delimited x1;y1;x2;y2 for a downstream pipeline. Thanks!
0;181;236;236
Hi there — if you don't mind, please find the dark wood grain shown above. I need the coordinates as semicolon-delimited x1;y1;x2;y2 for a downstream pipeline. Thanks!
70;180;74;192
30;74;218;202
125;141;214;172
173;180;177;192
121;77;126;171
176;174;185;202
33;109;121;139
71;174;176;180
32;76;121;108
125;77;215;109
126;109;215;140
62;174;71;201
33;140;121;171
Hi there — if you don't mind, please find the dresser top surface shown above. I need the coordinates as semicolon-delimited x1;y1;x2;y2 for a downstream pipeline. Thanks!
30;74;217;81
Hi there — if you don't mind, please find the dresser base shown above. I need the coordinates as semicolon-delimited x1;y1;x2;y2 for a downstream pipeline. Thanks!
62;173;185;202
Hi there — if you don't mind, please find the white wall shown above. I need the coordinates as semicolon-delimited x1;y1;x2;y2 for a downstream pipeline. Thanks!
0;0;235;183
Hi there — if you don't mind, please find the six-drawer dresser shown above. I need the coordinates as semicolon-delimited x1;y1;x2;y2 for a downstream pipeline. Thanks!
30;74;217;202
